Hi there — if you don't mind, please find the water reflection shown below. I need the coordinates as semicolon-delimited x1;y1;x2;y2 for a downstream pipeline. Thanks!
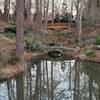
0;60;100;100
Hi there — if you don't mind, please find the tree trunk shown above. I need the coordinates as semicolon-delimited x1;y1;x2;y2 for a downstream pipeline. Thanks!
16;75;24;100
89;72;93;100
35;0;43;34
74;0;83;47
74;61;80;100
39;0;42;33
75;0;80;33
43;0;49;32
78;0;83;47
45;0;49;30
51;61;54;100
46;61;50;100
7;0;10;22
43;0;46;29
16;0;24;57
52;0;54;23
28;0;31;20
91;0;97;28
70;0;73;27
4;0;9;21
86;0;97;28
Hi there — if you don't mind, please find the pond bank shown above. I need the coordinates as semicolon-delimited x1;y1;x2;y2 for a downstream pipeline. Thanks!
0;62;28;81
1;29;100;80
0;47;100;81
33;46;100;63
0;35;29;80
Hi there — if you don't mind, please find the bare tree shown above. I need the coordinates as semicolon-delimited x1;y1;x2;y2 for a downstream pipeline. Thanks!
16;0;24;57
70;0;74;26
46;61;50;100
35;0;43;34
74;0;83;47
74;62;80;100
52;0;54;23
24;0;32;19
89;71;93;100
35;0;39;33
82;0;99;29
87;0;97;27
39;0;42;33
16;75;24;100
79;0;83;47
51;61;54;100
27;0;32;21
43;0;50;31
4;0;9;21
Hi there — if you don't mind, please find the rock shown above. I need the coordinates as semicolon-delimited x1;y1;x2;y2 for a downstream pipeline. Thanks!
94;45;100;50
48;49;62;58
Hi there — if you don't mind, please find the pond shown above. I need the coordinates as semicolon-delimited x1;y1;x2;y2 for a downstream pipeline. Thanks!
0;59;100;100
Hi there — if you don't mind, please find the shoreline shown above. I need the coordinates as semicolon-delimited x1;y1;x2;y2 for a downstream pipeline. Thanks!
0;62;29;81
0;48;100;81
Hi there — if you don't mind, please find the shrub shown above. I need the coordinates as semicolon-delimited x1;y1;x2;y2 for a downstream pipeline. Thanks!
0;52;3;62
25;39;42;51
57;31;73;37
4;26;16;34
3;26;16;38
32;42;42;51
0;32;3;35
0;31;15;38
47;41;55;46
24;27;33;34
5;32;15;38
94;36;100;45
8;49;20;65
0;70;4;78
85;49;95;57
47;41;63;46
57;32;68;37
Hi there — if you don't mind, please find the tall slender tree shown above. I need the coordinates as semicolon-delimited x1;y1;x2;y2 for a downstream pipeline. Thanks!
83;0;98;29
43;0;49;31
79;0;83;47
24;0;32;20
7;0;11;22
39;0;42;33
46;0;49;30
36;0;40;33
52;0;54;23
4;0;9;21
16;0;24;57
74;0;83;47
35;0;43;34
28;0;32;21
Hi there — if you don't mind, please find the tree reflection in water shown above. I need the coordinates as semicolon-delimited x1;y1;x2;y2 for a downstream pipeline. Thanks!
0;60;100;100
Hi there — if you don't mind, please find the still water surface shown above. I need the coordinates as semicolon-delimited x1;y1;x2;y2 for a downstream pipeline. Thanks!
0;59;100;100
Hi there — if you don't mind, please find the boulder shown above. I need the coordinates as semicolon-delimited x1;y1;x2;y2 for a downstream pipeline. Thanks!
48;49;62;58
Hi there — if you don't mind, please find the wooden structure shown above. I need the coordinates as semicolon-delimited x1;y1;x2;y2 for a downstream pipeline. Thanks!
47;23;69;30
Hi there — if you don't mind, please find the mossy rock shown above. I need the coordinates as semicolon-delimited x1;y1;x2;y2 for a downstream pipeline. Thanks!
48;50;62;58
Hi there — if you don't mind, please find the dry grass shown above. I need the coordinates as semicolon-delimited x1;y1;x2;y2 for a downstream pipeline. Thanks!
0;35;15;64
0;62;27;79
0;34;27;80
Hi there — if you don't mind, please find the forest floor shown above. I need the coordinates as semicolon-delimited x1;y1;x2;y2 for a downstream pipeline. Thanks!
0;21;100;80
